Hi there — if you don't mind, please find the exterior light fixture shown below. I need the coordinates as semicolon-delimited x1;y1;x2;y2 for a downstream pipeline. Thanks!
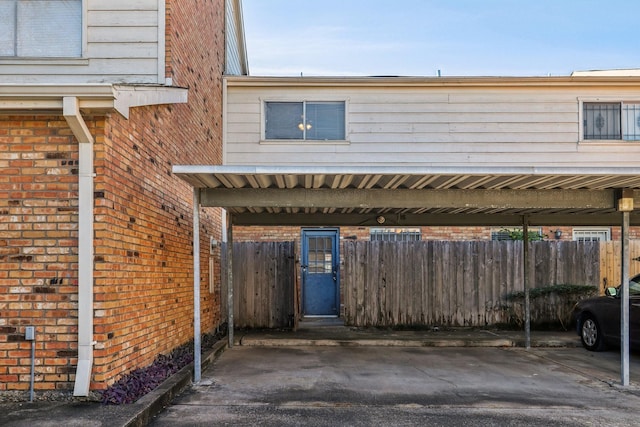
554;229;563;240
376;215;385;224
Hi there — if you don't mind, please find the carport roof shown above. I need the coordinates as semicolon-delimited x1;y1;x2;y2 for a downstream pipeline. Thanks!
173;165;640;226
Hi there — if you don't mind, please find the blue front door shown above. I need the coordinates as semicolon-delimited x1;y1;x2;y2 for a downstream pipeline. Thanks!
302;229;339;316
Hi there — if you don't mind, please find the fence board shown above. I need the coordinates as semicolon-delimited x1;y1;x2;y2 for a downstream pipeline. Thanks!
342;240;600;328
599;241;640;291
222;241;296;329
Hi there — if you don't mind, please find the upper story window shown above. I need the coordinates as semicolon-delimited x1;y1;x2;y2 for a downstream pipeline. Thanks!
0;0;82;58
583;102;640;141
265;101;345;141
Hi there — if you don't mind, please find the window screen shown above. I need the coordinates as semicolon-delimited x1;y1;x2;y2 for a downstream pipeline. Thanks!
370;228;421;242
573;228;611;242
0;0;82;58
265;101;345;140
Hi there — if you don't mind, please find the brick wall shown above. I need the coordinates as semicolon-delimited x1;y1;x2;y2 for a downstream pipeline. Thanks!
0;0;226;393
0;116;85;391
92;0;226;389
232;226;493;242
233;225;640;242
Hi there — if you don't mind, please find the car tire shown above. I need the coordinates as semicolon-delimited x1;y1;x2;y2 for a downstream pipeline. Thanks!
580;315;605;351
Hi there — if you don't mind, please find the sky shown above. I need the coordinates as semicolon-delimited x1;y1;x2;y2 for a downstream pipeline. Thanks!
242;0;640;77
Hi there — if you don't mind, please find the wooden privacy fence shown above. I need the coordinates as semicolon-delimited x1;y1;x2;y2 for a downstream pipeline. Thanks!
221;241;296;329
220;240;640;329
342;240;600;328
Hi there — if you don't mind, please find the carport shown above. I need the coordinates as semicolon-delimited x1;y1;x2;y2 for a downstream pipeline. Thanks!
173;165;640;386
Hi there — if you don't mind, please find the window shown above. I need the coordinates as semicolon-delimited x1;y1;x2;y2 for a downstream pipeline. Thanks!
0;0;82;58
491;227;543;241
572;228;611;242
583;102;640;141
370;228;421;242
308;236;333;273
265;101;345;141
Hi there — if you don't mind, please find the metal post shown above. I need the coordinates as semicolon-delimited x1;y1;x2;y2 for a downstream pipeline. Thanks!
621;211;630;386
227;212;234;348
523;218;531;350
193;190;201;383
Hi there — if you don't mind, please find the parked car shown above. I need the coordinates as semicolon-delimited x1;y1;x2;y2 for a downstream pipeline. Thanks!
572;274;640;351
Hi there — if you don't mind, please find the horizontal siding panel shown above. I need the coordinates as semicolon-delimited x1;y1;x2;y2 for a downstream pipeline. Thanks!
349;132;578;144
88;0;158;10
225;103;261;114
226;112;261;123
447;92;583;103
89;27;158;43
87;42;158;58
226;122;260;134
347;122;575;134
0;74;157;84
448;122;576;133
228;142;579;154
0;59;155;75
349;102;578;114
88;11;158;27
348;123;449;134
349;112;577;124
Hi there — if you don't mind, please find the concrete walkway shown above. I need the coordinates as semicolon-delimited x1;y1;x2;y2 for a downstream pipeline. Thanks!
0;325;608;427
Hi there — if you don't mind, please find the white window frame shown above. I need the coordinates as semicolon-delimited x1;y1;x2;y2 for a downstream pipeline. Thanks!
370;227;422;242
490;227;544;241
579;98;640;143
572;227;611;242
260;98;349;144
0;0;87;62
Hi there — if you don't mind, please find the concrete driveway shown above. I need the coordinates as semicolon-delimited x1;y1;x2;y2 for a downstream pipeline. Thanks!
150;346;640;426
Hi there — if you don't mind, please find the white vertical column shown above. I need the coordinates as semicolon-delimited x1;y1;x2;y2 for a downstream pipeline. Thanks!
193;190;201;383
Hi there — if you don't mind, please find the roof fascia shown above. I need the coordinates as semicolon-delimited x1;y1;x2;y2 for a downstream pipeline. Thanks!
224;75;640;89
0;84;188;117
172;164;640;178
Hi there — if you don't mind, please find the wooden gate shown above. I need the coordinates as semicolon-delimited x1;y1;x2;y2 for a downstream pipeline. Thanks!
222;241;296;328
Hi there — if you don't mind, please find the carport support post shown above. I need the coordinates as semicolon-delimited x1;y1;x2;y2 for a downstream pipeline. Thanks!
193;190;201;383
227;212;234;348
621;212;631;386
523;218;531;350
617;189;632;386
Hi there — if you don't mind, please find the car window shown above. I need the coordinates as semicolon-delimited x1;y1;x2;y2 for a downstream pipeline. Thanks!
630;275;640;296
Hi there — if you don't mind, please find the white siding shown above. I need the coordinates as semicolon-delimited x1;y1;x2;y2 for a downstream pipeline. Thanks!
225;0;247;76
224;82;640;167
0;0;163;84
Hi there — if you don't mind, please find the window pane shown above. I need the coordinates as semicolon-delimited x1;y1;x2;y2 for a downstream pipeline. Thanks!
370;228;421;242
17;0;82;57
573;228;610;242
306;102;345;140
623;103;640;140
583;103;620;140
307;236;332;274
0;1;16;56
265;102;304;139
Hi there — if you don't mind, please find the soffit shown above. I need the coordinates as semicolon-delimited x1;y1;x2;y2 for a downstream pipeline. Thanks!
174;165;640;226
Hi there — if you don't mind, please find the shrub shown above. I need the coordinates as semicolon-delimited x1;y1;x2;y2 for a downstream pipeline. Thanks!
101;329;224;405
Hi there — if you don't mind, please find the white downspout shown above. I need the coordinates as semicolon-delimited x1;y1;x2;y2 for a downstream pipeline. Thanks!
63;97;95;397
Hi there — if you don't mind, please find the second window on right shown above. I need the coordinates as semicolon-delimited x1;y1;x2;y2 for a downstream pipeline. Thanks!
583;102;640;141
